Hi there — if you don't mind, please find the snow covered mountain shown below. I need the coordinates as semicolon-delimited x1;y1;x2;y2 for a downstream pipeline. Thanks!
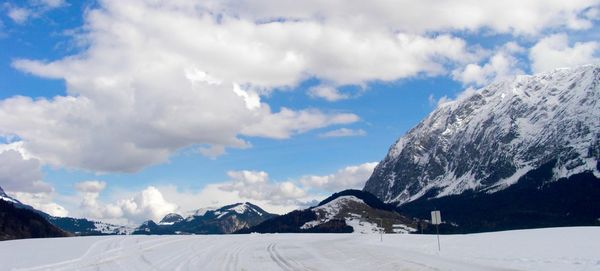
365;65;600;205
134;202;277;234
159;213;184;225
0;192;70;240
48;216;134;235
0;186;23;206
0;185;134;236
240;190;420;234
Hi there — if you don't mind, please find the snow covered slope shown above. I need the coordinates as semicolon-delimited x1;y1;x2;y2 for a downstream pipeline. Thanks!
301;196;416;234
1;227;598;271
365;65;600;205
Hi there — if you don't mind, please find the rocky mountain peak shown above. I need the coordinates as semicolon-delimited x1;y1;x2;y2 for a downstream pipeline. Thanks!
364;64;600;205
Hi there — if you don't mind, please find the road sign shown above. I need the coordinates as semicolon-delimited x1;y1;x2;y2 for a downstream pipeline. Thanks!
431;211;441;225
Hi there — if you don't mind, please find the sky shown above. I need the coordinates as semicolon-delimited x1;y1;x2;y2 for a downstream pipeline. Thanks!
0;0;599;225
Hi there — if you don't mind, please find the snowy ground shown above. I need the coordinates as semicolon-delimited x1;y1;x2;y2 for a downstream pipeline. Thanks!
1;227;599;271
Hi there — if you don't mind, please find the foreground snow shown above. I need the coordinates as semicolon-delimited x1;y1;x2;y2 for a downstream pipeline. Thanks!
1;227;599;271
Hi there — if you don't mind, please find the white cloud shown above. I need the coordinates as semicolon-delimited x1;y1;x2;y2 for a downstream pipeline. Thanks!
308;85;350;101
319;128;366;138
9;191;69;217
37;0;66;9
242;107;359;139
299;162;378;192
116;186;178;223
453;42;526;86
205;0;597;35
0;147;52;193
161;162;378;214
63;161;381;221
0;144;68;217
4;0;66;24
7;7;31;24
4;0;594;175
74;180;107;193
73;182;178;224
220;170;309;206
529;33;600;73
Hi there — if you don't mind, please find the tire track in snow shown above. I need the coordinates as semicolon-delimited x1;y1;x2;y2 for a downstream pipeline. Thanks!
267;243;315;271
267;243;293;271
223;242;243;271
17;236;187;271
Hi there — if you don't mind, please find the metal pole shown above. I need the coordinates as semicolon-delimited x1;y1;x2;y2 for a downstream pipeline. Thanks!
436;224;440;251
377;218;383;242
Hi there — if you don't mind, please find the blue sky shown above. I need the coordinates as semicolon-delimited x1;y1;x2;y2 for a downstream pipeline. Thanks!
0;0;598;224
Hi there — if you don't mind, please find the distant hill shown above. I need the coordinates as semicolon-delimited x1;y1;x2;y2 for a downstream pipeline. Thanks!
134;202;277;234
47;216;133;236
239;190;421;234
0;199;70;241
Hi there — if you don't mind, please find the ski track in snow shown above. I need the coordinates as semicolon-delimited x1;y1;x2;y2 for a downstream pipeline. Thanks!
1;227;599;271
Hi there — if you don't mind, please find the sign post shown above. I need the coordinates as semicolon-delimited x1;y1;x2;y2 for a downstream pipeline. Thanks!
376;218;383;242
431;210;442;251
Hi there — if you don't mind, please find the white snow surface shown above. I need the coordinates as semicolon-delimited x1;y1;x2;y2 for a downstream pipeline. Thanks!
1;227;599;271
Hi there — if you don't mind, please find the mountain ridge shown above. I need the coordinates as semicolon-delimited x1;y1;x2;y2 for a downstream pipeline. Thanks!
365;64;600;205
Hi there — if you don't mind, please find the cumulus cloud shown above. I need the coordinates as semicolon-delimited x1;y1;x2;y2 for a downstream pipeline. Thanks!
529;33;600;73
0;144;69;217
0;147;52;193
73;182;178;224
116;186;178;223
205;0;597;35
10;0;469;172
4;0;595;176
308;85;350;101
9;191;69;217
299;162;378;192
158;184;309;215
453;42;526;86
220;170;308;206
161;162;378;214
319;128;366;138
61;161;382;221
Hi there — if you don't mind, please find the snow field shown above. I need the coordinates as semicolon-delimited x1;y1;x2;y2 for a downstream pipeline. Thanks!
0;227;598;271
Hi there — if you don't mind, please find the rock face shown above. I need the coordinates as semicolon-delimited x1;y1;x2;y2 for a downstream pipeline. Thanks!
239;190;420;234
364;65;600;205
